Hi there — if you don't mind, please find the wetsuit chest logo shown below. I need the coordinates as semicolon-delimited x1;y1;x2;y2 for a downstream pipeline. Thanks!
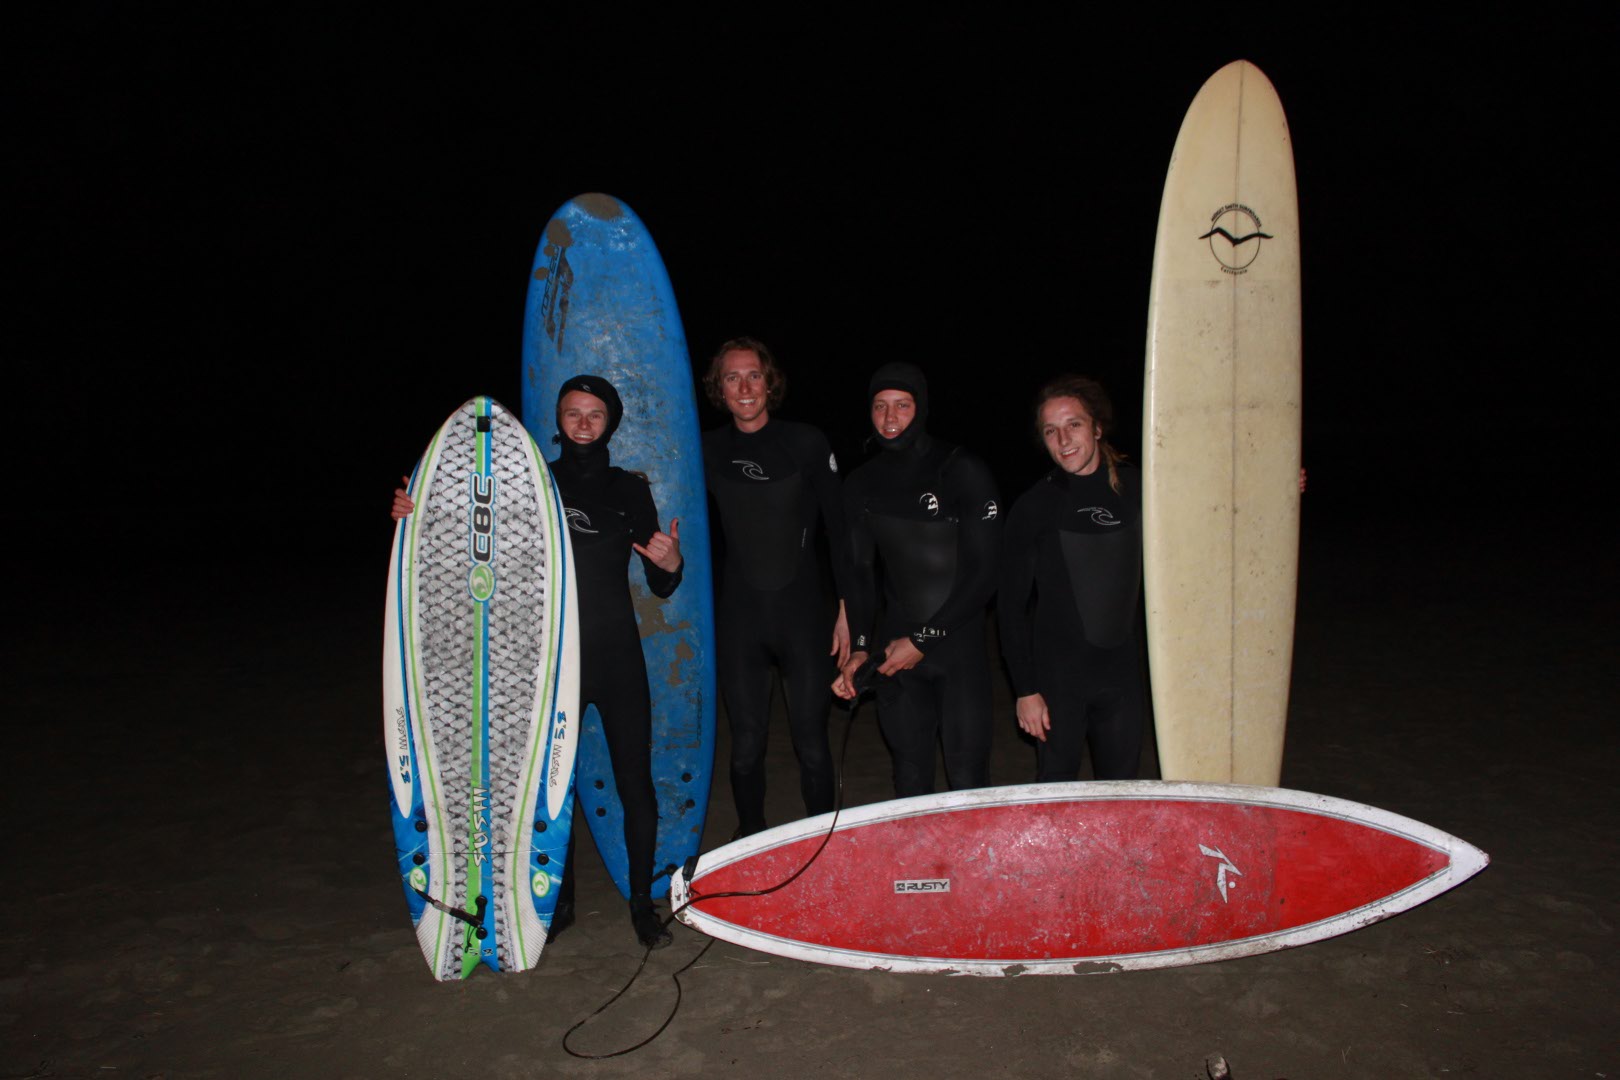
565;508;598;534
918;492;940;516
1076;507;1121;526
732;459;769;481
981;500;998;521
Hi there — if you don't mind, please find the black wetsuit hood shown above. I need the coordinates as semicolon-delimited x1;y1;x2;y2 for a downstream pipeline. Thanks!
554;373;622;478
868;362;930;454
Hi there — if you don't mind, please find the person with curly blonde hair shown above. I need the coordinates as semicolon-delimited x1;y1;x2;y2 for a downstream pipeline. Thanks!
702;338;852;837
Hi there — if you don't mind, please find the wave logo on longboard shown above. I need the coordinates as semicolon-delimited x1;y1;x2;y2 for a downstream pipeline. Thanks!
532;217;575;350
1198;203;1274;274
467;472;498;602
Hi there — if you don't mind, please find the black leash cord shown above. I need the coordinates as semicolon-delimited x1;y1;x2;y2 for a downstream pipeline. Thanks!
562;674;875;1058
673;685;865;915
561;936;716;1059
413;888;485;928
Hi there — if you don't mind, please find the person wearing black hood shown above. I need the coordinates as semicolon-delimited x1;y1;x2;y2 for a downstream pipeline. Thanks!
392;375;682;950
831;363;1002;797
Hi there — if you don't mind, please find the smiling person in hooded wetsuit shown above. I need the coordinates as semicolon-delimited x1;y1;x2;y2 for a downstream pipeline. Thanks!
392;375;682;950
702;338;852;837
997;375;1144;782
831;362;1002;797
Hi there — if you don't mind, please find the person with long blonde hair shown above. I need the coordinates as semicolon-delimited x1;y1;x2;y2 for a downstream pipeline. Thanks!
997;375;1144;781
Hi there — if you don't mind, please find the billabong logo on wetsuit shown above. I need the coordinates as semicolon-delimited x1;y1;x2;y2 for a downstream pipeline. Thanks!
918;492;940;516
1199;844;1242;903
533;217;575;348
1076;507;1120;526
894;878;950;893
468;472;498;602
564;508;597;534
981;500;998;521
733;459;769;481
1199;203;1273;275
828;452;838;474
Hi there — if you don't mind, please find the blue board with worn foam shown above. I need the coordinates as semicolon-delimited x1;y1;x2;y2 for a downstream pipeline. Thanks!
521;193;715;900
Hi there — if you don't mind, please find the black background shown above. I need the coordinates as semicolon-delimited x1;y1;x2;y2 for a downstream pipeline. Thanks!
13;9;1610;549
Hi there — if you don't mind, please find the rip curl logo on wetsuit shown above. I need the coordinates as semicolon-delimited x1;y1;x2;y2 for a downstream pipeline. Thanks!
1198;203;1274;275
1076;506;1121;526
733;459;769;481
1199;844;1243;903
919;492;940;516
564;508;597;534
981;500;998;521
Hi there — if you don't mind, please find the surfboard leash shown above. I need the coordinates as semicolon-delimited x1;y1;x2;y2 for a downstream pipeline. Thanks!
560;933;715;1059
674;656;884;912
413;887;485;928
561;659;884;1058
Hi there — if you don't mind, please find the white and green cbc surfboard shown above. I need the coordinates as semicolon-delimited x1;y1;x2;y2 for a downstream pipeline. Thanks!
384;397;580;980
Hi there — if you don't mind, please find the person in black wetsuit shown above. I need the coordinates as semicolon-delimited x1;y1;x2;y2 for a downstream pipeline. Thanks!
997;375;1143;781
831;362;1002;797
701;338;851;837
391;375;682;949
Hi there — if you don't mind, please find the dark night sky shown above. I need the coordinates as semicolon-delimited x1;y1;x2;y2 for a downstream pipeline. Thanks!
13;10;1611;551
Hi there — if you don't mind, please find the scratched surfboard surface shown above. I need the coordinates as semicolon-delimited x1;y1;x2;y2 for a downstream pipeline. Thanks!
383;396;581;979
520;194;716;900
672;782;1488;975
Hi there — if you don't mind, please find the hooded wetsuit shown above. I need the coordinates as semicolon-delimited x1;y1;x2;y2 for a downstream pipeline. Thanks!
704;419;850;831
843;363;1002;797
998;462;1143;780
551;376;681;902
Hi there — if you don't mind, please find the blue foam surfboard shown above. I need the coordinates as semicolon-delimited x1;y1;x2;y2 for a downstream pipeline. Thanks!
521;193;716;900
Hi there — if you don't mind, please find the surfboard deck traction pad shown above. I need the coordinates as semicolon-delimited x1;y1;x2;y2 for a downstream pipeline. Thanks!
390;397;575;980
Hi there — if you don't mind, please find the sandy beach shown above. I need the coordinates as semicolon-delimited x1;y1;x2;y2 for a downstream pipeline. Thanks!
5;500;1614;1080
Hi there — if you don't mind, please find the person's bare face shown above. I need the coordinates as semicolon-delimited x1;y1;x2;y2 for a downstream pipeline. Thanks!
871;390;916;440
559;390;609;444
1039;396;1101;475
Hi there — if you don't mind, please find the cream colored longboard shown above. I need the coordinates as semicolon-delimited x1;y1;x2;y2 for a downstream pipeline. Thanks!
1143;60;1301;786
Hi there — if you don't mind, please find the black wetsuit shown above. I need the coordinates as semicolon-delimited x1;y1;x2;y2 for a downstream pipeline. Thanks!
704;419;849;830
551;440;681;898
844;433;1001;797
998;463;1143;781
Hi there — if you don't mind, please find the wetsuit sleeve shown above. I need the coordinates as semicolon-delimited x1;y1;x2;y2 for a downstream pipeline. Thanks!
625;474;683;598
996;488;1042;697
805;427;854;602
843;475;879;652
913;453;1001;649
700;428;728;580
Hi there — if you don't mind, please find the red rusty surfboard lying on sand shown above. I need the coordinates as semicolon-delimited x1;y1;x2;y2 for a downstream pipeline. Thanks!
670;782;1487;975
